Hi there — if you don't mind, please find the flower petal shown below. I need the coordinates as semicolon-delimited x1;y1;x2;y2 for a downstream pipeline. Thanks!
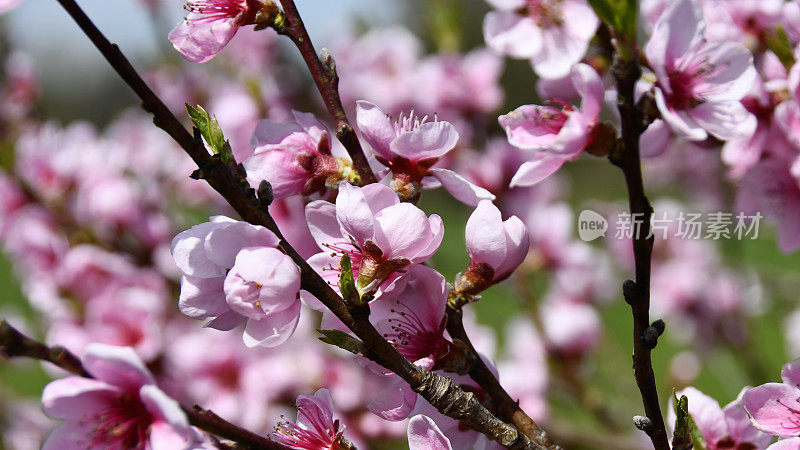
428;168;495;206
241;300;301;347
408;415;453;450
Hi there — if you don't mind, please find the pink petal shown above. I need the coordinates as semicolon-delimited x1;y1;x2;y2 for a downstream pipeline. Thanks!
82;343;155;391
204;221;279;269
168;16;240;64
368;380;418;421
408;415;453;450
465;200;509;269
697;42;756;102
140;385;189;430
373;203;434;260
690;100;757;141
572;63;604;121
509;154;568;187
782;359;800;387
204;310;245;331
305;200;343;249
336;182;377;246
645;0;705;71
769;438;800;449
743;383;800;437
653;88;708;141
171;221;227;278
483;12;543;59
178;275;230;320
241;300;301;347
356;100;396;161
428;168;495;206
41;422;93;450
391;121;459;161
224;247;300;316
41;377;117;419
292;110;329;145
249;120;305;150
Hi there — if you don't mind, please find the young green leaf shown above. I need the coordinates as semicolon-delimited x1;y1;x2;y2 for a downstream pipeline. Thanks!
186;104;234;163
318;329;366;356
673;391;709;450
338;254;360;305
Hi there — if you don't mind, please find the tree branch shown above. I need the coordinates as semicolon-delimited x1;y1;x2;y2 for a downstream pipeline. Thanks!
446;305;562;449
610;50;670;450
274;0;376;185
0;320;283;450
49;1;548;447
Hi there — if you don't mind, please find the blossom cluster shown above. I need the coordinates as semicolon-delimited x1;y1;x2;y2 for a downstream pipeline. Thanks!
0;0;800;449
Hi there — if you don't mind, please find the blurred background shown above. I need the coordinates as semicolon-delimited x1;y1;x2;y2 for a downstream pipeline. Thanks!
1;1;799;449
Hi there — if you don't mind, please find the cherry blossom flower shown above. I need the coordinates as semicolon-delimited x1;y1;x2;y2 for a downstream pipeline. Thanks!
272;389;346;449
305;182;443;298
669;387;772;450
370;265;452;370
355;100;494;205
41;344;204;450
456;200;529;295
500;63;603;187
407;415;452;450
171;216;302;347
743;359;800;439
169;0;275;63
482;0;598;79
645;0;757;142
244;111;357;199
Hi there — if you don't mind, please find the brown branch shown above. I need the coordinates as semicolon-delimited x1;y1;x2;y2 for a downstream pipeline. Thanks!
446;305;562;449
0;320;282;450
49;1;546;448
274;0;376;185
610;50;670;450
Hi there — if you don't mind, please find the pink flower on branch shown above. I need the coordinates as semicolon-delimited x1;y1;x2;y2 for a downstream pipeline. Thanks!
171;216;302;347
482;0;598;79
41;344;204;450
668;387;772;450
500;63;603;187
272;389;346;450
407;415;453;450
456;200;529;296
356;101;494;205
645;0;757;142
169;0;277;63
244;111;358;199
743;359;800;440
305;183;443;299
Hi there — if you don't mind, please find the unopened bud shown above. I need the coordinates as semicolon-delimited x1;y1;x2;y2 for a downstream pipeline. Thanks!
584;122;618;157
633;415;652;432
622;279;636;305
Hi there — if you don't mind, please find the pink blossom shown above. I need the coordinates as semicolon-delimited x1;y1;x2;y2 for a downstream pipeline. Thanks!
370;265;451;370
171;216;302;347
497;318;549;421
272;389;346;450
169;0;271;64
645;0;757;142
355;100;494;205
305;182;443;298
482;0;598;79
457;200;529;295
407;415;452;450
41;344;203;450
743;359;800;439
540;300;601;357
244;111;350;199
669;387;772;450
500;63;603;187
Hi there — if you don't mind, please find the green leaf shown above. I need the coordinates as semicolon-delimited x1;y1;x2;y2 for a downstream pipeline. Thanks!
587;0;638;41
186;104;234;163
766;26;796;71
338;254;360;305
318;329;365;356
672;391;710;450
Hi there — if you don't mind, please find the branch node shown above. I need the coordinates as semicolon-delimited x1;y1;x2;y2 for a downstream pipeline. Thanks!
633;415;653;433
622;279;637;305
641;325;661;350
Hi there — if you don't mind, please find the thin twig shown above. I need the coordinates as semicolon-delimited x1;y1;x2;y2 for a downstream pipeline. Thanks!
49;1;545;447
275;0;376;185
446;305;562;450
0;320;283;450
610;50;670;450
